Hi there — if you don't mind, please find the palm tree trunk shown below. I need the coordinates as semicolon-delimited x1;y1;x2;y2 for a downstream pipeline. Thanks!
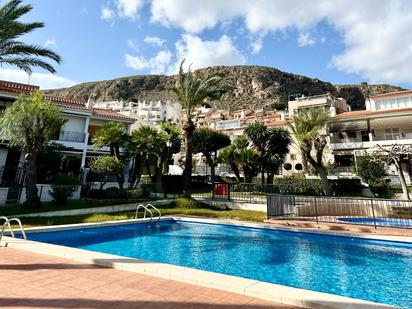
183;119;195;197
267;172;275;184
131;154;145;188
230;163;241;181
316;165;331;196
23;152;41;209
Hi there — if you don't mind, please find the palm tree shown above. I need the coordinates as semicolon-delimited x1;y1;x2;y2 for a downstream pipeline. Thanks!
218;137;260;183
128;126;166;187
264;127;291;184
244;123;290;184
192;128;230;182
92;122;128;188
288;108;331;195
0;0;61;73
0;92;64;208
170;60;221;197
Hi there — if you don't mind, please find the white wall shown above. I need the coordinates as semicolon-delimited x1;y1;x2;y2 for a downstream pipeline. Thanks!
62;115;86;133
0;188;8;205
0;148;8;166
18;185;82;204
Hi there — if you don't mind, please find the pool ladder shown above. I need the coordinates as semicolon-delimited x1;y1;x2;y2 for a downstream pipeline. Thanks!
0;216;27;242
135;203;161;224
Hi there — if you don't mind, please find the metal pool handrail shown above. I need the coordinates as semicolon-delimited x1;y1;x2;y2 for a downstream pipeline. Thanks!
145;204;161;224
0;217;26;242
135;204;154;224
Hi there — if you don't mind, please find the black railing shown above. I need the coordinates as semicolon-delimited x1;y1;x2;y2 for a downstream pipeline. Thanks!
0;166;24;187
142;182;271;203
267;194;412;229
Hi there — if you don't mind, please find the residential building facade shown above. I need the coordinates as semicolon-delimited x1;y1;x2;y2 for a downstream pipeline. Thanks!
0;80;135;204
93;99;182;128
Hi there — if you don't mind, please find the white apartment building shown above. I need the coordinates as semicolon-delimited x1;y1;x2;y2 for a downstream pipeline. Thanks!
210;91;412;183
93;99;182;128
0;80;135;204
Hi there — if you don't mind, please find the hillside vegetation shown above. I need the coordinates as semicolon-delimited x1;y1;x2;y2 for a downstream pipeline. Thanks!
46;65;404;111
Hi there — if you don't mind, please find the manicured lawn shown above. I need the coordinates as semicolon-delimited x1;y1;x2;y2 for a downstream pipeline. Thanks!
10;203;266;228
0;198;151;217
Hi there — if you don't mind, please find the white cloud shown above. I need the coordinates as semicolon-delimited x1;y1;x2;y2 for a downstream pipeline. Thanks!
44;38;57;49
250;36;263;54
171;34;246;73
125;50;172;74
144;36;165;47
127;39;139;51
101;6;115;23
297;33;315;47
116;0;144;20
148;0;412;85
0;68;76;89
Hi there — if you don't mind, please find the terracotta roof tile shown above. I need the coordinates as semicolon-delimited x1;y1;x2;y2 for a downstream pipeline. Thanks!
92;108;136;121
335;107;412;119
0;80;39;94
0;80;135;122
371;89;412;99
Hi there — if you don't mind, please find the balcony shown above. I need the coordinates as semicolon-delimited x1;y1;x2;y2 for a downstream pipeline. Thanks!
58;131;86;143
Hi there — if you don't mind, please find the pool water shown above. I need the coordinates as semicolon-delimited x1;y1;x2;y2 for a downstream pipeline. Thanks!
28;220;412;308
339;217;412;228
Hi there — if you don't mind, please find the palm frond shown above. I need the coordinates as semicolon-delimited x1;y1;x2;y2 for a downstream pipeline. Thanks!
0;0;61;73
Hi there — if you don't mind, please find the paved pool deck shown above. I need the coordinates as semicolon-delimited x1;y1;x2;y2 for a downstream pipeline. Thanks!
0;247;296;309
265;219;412;237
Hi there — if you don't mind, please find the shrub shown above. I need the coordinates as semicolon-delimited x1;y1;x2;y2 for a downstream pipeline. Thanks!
369;179;392;198
49;174;79;205
87;187;144;200
172;197;203;209
90;156;123;189
356;156;386;184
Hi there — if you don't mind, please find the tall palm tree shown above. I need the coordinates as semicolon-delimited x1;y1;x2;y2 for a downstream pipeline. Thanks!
218;137;260;183
244;123;290;184
92;122;128;188
128;126;166;187
288;108;331;195
170;60;221;197
0;0;61;73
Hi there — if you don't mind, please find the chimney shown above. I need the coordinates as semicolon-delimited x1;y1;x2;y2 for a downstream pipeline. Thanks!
86;97;93;109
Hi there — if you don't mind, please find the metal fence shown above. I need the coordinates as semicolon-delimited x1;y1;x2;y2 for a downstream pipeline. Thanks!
144;182;270;204
267;194;412;229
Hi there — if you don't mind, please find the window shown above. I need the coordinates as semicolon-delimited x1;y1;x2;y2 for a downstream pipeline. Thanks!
385;128;400;140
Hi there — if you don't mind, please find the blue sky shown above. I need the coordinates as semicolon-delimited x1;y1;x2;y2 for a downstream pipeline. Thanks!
1;0;411;89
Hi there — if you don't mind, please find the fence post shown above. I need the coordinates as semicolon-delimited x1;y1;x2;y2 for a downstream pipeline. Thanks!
370;199;377;229
227;183;230;201
314;196;319;224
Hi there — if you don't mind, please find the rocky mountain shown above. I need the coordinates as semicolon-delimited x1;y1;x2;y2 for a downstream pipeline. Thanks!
45;65;405;111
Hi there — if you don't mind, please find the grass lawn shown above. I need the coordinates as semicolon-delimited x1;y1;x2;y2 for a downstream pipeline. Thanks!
0;198;151;217
10;202;266;228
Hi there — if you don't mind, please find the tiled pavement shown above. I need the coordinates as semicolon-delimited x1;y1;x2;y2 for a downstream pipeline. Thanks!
0;247;297;309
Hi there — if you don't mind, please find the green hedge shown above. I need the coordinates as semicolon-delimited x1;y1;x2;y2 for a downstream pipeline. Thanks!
237;177;362;196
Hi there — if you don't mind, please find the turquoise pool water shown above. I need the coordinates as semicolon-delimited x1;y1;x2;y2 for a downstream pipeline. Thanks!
28;220;412;308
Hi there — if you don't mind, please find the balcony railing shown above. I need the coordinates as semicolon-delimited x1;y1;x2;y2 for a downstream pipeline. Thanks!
58;131;86;143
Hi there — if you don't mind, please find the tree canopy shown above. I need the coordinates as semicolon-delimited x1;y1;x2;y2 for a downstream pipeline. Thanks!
0;91;63;152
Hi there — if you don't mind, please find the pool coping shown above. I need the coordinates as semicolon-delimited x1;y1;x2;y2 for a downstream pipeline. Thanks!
1;216;404;309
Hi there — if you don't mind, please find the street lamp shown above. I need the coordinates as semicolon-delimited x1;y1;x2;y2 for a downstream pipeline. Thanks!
165;140;172;174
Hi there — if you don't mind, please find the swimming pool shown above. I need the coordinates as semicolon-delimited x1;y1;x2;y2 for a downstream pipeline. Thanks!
339;217;412;228
28;220;412;308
